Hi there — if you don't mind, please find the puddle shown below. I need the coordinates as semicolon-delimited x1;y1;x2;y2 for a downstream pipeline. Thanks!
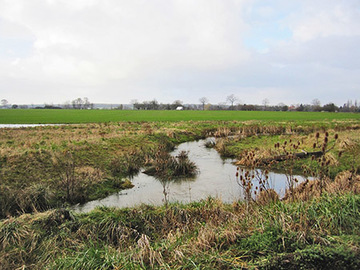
0;124;63;128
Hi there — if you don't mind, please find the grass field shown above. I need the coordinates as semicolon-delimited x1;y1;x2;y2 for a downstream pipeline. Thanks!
1;109;360;123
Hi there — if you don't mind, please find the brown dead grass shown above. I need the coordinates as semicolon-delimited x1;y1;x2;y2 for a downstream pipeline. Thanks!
283;171;360;202
256;189;280;205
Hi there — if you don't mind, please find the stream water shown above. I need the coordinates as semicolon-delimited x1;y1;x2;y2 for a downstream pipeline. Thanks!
74;138;306;212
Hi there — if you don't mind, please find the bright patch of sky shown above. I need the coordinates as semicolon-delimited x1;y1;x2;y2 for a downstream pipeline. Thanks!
0;18;33;59
243;1;294;52
0;0;360;106
0;37;33;59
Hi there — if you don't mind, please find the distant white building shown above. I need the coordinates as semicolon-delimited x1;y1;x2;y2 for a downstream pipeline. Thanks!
176;106;184;110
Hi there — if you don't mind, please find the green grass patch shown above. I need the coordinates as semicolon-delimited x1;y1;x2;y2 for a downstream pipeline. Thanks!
1;109;360;124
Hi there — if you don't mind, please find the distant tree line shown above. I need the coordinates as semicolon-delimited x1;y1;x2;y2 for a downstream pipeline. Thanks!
64;97;94;109
1;97;360;113
131;99;187;110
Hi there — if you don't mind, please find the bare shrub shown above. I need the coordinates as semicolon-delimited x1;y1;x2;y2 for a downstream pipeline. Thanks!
236;151;274;203
51;151;104;203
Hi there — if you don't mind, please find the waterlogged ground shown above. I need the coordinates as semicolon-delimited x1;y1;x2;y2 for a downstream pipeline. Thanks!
75;139;306;212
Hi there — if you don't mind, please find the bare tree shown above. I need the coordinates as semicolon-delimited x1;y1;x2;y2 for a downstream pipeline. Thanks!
312;99;321;112
262;98;269;110
149;99;159;110
130;99;139;110
173;100;183;106
72;98;84;109
199;97;209;111
83;97;91;109
226;94;238;110
1;99;9;108
172;100;183;110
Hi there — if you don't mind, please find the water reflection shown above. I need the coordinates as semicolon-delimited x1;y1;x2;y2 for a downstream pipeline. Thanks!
74;138;305;212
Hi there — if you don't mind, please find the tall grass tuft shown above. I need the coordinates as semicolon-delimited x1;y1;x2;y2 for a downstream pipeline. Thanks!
144;146;198;179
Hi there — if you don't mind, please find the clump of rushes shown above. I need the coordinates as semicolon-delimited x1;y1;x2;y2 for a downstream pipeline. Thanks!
144;147;199;205
144;145;198;179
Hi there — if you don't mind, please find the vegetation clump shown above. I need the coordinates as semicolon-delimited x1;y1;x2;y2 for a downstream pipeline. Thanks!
144;147;198;179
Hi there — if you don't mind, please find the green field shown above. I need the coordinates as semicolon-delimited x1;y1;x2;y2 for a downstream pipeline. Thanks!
0;109;360;124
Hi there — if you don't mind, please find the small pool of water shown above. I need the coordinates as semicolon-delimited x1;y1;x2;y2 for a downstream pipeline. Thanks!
74;138;306;212
0;124;63;128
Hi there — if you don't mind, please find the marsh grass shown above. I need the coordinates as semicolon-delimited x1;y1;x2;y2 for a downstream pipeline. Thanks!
0;122;205;218
1;192;360;269
1;119;360;268
1;121;359;218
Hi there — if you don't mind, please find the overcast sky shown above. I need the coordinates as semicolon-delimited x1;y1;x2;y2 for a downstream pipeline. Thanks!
1;0;359;106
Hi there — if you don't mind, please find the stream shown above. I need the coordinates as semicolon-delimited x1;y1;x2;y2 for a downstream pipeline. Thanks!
74;138;306;212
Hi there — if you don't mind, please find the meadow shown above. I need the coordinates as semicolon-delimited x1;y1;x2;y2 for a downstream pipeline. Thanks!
1;109;360;124
0;111;360;269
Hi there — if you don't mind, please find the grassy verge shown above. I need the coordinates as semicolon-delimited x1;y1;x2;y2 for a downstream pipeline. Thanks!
1;192;360;269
